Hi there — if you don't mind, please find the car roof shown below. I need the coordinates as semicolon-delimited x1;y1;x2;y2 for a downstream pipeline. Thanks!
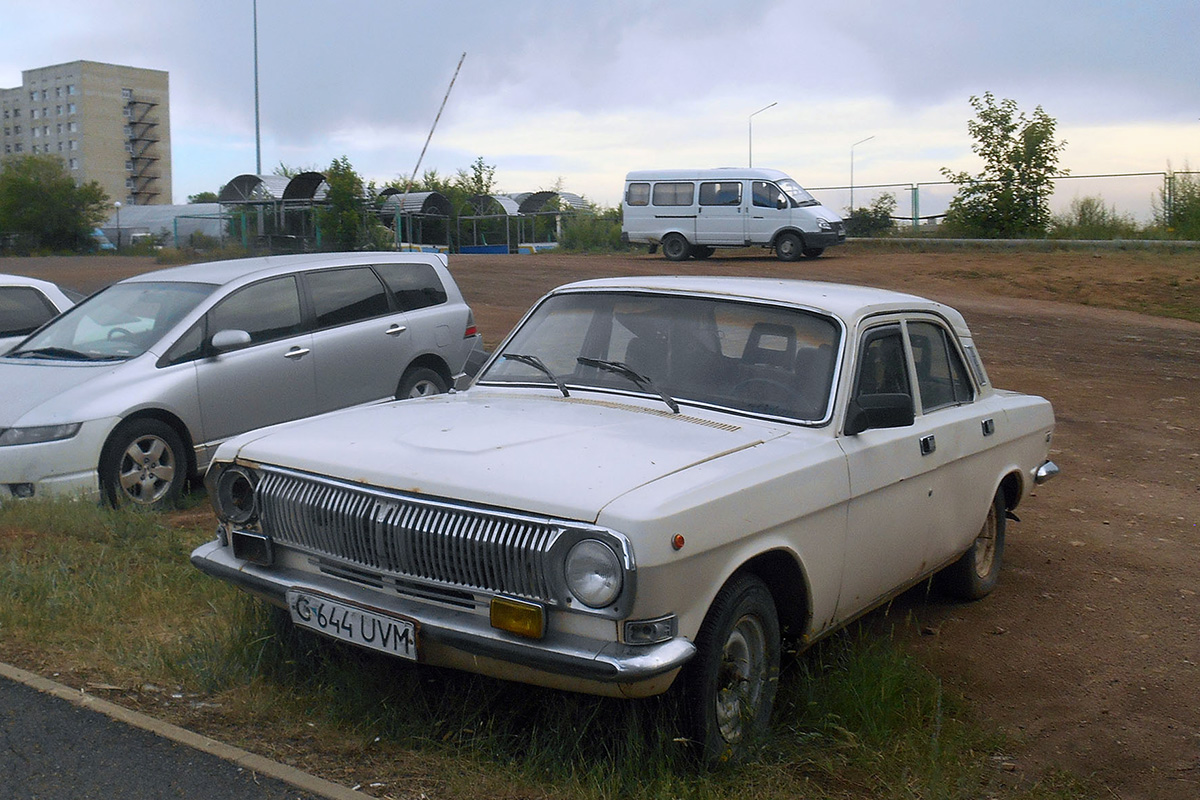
118;251;447;288
549;276;972;334
0;272;69;292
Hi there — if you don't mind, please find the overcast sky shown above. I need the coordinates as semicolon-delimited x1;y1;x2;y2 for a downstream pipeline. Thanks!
3;0;1196;219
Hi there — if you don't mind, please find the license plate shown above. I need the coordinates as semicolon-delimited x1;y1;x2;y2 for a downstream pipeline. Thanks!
286;590;417;660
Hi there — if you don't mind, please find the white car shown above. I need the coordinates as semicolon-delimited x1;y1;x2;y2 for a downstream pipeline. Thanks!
0;273;84;353
192;276;1057;761
0;252;480;508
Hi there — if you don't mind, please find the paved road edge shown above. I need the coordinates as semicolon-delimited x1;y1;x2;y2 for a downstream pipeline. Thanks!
0;661;368;800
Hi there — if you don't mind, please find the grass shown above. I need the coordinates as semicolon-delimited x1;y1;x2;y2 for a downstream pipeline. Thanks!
0;498;1097;799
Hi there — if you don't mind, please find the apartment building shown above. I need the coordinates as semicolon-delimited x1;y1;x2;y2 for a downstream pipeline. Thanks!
1;60;171;205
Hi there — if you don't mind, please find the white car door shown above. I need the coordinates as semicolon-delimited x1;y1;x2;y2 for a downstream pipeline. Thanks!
836;322;941;617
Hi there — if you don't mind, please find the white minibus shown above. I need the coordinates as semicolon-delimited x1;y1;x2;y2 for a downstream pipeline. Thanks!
621;168;845;261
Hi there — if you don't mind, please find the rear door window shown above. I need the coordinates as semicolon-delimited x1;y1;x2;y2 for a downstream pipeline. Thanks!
305;267;390;328
373;262;447;311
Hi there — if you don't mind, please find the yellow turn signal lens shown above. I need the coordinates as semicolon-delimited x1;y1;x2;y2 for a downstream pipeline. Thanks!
490;597;545;639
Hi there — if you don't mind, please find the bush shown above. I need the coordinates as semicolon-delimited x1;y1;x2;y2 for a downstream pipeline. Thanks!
845;193;898;237
1049;196;1141;239
559;208;635;253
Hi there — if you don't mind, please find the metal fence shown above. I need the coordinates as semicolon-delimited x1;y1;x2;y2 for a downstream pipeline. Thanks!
811;171;1196;230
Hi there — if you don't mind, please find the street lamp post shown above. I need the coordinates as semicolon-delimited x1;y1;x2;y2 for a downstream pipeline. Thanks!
748;102;777;168
849;135;875;212
114;201;122;251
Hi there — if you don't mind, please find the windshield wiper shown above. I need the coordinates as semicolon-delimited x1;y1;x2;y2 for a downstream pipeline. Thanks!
8;346;101;361
577;357;680;414
502;353;569;397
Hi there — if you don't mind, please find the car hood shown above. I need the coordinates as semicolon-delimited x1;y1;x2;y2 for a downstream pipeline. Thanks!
0;359;129;425
221;390;791;522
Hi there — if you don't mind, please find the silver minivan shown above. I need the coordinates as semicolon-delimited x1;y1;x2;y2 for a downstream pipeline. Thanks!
621;168;846;262
0;252;480;508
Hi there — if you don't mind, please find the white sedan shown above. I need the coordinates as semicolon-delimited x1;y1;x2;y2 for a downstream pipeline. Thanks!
0;273;83;353
192;276;1058;762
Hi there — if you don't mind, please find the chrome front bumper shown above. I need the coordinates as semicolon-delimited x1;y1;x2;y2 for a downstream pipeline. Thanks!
190;540;695;689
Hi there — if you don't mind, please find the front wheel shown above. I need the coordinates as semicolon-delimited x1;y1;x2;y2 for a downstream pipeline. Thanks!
99;419;188;509
661;233;692;262
774;232;803;262
937;491;1007;600
396;366;448;399
682;573;780;764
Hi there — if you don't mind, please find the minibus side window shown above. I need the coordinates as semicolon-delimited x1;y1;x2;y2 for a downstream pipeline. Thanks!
626;182;650;206
652;182;695;206
699;181;742;206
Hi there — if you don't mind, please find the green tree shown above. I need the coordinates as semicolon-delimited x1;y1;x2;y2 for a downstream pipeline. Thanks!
941;93;1067;238
187;190;220;204
1155;166;1200;239
0;155;109;252
454;156;498;209
844;192;897;237
316;155;387;250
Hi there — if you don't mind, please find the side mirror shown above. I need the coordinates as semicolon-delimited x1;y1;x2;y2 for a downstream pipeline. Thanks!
211;329;252;353
844;393;915;436
776;197;788;210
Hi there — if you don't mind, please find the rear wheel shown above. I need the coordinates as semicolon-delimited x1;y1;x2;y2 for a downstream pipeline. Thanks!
774;232;803;262
682;573;780;764
661;233;692;262
396;366;448;399
937;491;1007;600
99;418;187;509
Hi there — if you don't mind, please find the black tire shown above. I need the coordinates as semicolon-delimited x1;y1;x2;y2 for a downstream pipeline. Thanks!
99;418;187;509
774;232;803;262
801;247;825;258
661;233;692;262
937;491;1007;600
682;573;780;764
396;366;448;399
691;245;715;260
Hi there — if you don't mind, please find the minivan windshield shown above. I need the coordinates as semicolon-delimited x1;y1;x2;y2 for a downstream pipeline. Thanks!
7;281;217;361
481;290;841;422
776;178;819;207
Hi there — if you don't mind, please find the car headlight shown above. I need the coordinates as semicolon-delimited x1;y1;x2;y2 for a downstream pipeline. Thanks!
0;423;82;446
564;539;623;608
212;465;258;525
816;218;833;231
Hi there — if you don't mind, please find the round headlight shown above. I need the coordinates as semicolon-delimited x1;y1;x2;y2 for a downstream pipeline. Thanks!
564;539;623;608
215;466;258;525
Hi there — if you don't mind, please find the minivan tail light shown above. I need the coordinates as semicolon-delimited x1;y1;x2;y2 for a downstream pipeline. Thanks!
464;311;478;338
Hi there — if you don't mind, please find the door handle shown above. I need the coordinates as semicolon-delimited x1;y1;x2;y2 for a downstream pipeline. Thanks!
919;434;936;456
284;347;310;359
981;418;995;436
386;324;407;336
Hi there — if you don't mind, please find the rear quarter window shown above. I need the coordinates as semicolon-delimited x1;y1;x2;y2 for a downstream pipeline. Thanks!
625;182;650;206
373;262;448;311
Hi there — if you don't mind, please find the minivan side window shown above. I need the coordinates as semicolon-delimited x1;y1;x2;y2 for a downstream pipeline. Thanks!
208;276;304;346
306;267;389;328
652;182;694;206
625;182;650;206
373;262;448;311
699;182;742;206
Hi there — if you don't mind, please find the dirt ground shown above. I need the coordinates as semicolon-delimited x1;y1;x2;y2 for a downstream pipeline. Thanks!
7;247;1199;799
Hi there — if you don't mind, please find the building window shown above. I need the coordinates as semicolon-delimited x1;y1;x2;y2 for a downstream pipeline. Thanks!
31;108;38;119
58;142;64;152
68;121;78;132
125;143;133;153
29;91;37;102
121;88;133;99
125;160;133;171
126;178;135;188
56;123;62;134
12;108;19;118
14;143;22;153
32;144;39;153
32;127;39;138
41;90;48;100
56;105;62;115
69;140;78;151
55;87;62;98
67;103;76;114
69;158;78;170
66;84;76;95
12;125;20;135
122;107;132;117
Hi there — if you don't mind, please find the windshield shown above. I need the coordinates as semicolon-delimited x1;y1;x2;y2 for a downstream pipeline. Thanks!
776;178;818;207
8;281;217;361
481;291;841;422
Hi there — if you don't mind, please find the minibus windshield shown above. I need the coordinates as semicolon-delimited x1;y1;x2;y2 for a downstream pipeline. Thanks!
777;178;819;207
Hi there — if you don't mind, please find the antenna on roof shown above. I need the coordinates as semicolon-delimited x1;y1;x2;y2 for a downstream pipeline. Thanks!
396;52;466;243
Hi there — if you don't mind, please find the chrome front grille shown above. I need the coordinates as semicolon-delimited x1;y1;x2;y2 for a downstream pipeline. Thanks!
255;467;561;602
